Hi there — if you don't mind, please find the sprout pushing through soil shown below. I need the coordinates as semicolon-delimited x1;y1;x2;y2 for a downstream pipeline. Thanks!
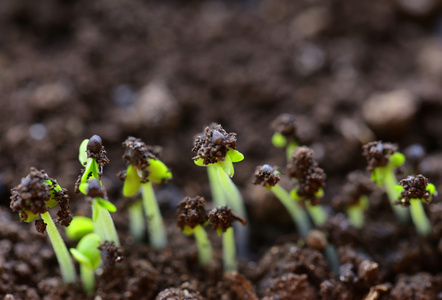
252;164;311;236
271;114;300;161
396;175;436;236
176;196;212;267
65;216;94;242
10;168;76;284
76;136;120;246
70;233;102;293
120;136;172;248
335;171;374;229
362;141;409;223
208;205;246;272
192;123;248;255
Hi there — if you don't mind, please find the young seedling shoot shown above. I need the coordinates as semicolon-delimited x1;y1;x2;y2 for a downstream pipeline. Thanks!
396;175;436;236
176;196;212;267
65;216;94;242
286;147;340;275
252;164;311;236
192;123;248;254
334;171;374;229
208;205;246;272
362;141;409;222
287;146;327;227
271;114;300;161
120;136;172;248
76;135;120;246
10;168;76;284
70;233;102;293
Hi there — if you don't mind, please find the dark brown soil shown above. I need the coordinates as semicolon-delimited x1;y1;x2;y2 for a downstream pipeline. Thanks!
1;0;442;299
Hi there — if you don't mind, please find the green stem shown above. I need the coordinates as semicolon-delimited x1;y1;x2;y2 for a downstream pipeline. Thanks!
271;184;311;236
305;202;328;227
128;200;145;242
40;212;76;284
325;244;340;276
207;164;226;206
142;181;167;248
193;224;212;267
285;140;298;162
223;227;237;272
410;199;431;236
80;264;95;293
347;205;364;229
93;201;120;246
384;167;409;223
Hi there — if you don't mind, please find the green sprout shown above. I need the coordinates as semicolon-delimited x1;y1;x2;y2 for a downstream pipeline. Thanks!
396;175;436;236
127;198;144;242
252;164;311;236
208;206;246;272
271;114;300;161
65;216;94;241
336;171;374;229
192;123;248;254
10;168;76;284
362;141;409;222
176;196;212;267
120;136;172;248
70;233;102;293
76;135;120;246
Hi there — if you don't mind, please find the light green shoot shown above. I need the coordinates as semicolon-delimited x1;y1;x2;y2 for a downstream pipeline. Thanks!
182;225;212;267
346;195;369;229
127;200;144;242
70;233;102;293
65;216;94;241
271;132;299;162
222;227;237;272
122;155;172;248
291;188;328;227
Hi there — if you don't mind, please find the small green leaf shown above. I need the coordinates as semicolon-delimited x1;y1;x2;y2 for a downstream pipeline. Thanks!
96;197;117;213
79;182;89;195
217;154;234;177
372;168;384;187
272;132;287;148
394;185;404;199
78;139;89;165
389;152;406;168
65;216;94;241
290;189;302;201
426;183;436;196
182;225;194;236
148;158;172;184
123;165;142;197
194;158;206;167
227;149;244;163
314;188;324;199
70;248;92;269
20;209;39;223
216;227;223;236
71;233;102;270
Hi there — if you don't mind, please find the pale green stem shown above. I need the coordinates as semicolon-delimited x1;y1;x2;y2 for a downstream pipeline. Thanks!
384;167;409;223
92;202;105;241
128;200;145;242
410;199;431;236
40;211;76;284
325;244;340;276
93;201;120;246
215;165;249;256
193;224;212;267
305;202;328;227
142;181;167;248
347;205;364;229
271;184;311;236
285;141;298;162
80;264;95;293
207;164;226;206
223;227;237;272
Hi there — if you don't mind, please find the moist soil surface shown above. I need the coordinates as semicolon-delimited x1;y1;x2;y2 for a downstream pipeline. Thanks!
1;0;442;299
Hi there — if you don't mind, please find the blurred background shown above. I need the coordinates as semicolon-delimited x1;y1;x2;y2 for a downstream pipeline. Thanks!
1;0;442;216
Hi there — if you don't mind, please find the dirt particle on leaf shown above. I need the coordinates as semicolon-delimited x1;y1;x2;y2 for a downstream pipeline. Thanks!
208;206;246;232
176;196;208;229
362;141;397;172
398;174;431;206
87;135;110;166
271;114;299;140
98;241;124;269
252;164;280;188
34;218;47;234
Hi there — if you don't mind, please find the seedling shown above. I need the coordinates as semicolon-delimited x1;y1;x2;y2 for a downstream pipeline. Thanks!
10;168;76;284
120;136;172;248
271;114;300;161
287;146;327;227
76;135;120;246
362;141;409;222
66;216;94;241
208;205;246;272
252;164;311;236
176;196;212;267
70;233;102;293
192;123;248;254
335;171;374;229
396;175;436;236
